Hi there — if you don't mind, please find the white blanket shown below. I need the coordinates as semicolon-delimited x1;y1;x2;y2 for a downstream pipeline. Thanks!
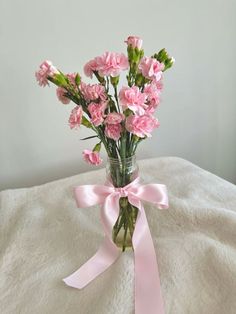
1;157;236;314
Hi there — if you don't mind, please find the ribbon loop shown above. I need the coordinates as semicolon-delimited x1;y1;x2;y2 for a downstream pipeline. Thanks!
64;177;168;314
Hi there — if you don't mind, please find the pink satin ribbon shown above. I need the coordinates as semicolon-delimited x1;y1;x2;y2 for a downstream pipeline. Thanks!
63;177;168;314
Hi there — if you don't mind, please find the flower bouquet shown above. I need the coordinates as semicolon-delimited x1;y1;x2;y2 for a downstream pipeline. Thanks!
36;36;173;313
36;36;173;251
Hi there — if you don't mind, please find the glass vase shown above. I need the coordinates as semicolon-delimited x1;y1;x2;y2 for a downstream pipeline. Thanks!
106;155;139;251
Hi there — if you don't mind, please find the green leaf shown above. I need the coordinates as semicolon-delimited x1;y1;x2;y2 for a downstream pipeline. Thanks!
80;135;98;141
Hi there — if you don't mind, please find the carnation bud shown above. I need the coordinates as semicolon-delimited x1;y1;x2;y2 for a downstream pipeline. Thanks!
93;142;102;152
135;73;144;87
133;135;140;142
127;45;144;64
164;57;175;71
139;49;144;59
123;108;133;117
75;73;81;86
153;49;174;71
125;36;143;50
110;76;119;87
50;72;68;87
154;48;168;63
81;116;92;128
127;45;134;61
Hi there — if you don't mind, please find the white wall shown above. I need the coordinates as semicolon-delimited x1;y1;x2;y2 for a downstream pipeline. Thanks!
0;0;236;190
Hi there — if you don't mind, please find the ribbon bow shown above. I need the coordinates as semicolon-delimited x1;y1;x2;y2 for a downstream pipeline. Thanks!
63;177;168;314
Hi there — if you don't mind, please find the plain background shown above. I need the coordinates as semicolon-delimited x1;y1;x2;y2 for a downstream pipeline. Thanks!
0;0;235;191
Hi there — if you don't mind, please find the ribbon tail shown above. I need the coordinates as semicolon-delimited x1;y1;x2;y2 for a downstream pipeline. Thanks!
63;236;120;289
133;204;165;314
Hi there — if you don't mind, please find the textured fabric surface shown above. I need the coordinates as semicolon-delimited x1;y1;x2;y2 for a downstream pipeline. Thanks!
0;157;236;314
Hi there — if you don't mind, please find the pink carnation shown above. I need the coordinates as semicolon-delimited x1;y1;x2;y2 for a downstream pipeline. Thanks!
83;150;102;166
68;106;83;129
80;82;107;101
67;72;77;88
125;114;159;138
94;52;129;77
88;101;107;126
119;86;147;115
125;36;143;49
154;79;164;92
105;123;122;141
138;57;164;81
105;112;124;124
56;87;70;104
35;60;59;87
84;59;98;78
144;84;160;113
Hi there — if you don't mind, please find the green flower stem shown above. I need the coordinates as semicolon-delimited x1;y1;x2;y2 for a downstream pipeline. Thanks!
105;77;110;93
95;127;112;157
124;202;136;237
122;221;128;252
113;217;123;243
130;204;138;230
112;197;138;251
113;85;121;113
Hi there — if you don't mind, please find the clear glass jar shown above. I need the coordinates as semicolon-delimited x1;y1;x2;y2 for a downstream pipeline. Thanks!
106;155;139;251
